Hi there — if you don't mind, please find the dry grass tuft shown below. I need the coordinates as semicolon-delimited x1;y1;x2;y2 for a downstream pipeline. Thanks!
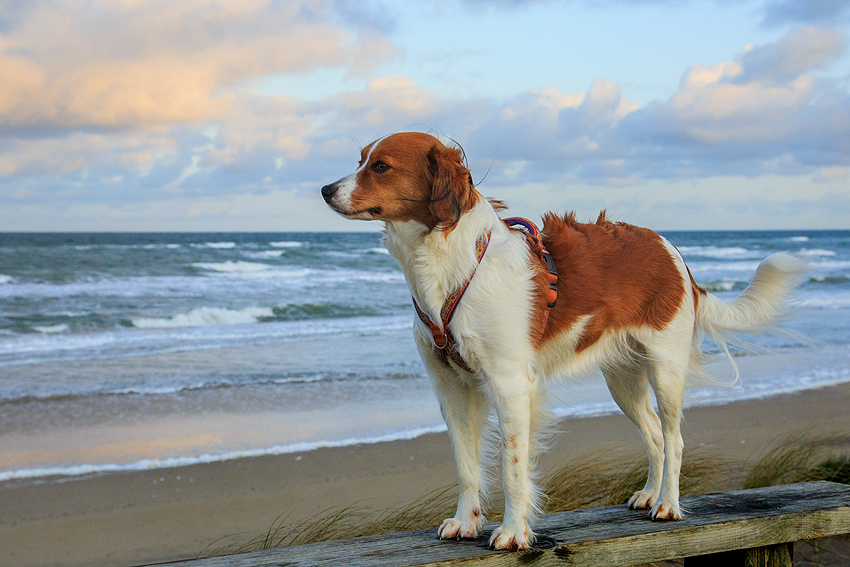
743;431;850;489
543;446;734;513
200;431;850;559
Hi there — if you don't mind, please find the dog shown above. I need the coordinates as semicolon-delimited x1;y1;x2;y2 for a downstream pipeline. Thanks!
321;131;806;550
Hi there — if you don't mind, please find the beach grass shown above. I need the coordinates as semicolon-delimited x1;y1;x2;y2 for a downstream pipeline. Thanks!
201;431;850;561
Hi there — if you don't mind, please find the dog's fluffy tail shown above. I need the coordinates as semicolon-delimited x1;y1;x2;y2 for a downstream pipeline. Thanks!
694;252;808;384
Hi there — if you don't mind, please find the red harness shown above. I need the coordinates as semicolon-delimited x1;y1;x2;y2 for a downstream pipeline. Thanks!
412;218;558;372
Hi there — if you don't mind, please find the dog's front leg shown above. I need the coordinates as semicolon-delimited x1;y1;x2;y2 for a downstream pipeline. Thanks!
415;335;490;540
485;371;538;550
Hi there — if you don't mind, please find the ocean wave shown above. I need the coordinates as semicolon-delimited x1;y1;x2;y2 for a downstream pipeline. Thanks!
192;260;277;273
194;242;236;249
0;274;13;285
270;241;305;248
808;260;850;271
697;280;739;292
0;371;424;406
245;250;286;259
0;424;449;482
688;260;762;273
810;276;850;285
677;246;764;260
794;248;836;258
800;292;850;309
131;306;275;328
790;236;810;242
32;324;69;334
0;315;413;366
270;303;382;321
129;303;380;329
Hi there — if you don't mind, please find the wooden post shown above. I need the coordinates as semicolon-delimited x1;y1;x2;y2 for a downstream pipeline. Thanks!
685;543;792;567
745;543;793;567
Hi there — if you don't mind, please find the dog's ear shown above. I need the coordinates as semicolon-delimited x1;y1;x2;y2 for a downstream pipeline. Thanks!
426;144;474;229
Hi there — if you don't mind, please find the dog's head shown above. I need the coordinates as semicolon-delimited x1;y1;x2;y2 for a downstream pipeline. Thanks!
321;132;479;230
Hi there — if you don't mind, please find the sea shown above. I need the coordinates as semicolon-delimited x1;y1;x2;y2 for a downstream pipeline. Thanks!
1;230;849;482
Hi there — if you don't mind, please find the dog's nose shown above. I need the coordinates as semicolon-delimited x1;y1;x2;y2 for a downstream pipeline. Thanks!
321;184;338;203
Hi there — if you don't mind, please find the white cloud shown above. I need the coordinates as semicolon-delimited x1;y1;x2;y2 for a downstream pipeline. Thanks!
1;1;848;231
0;0;393;130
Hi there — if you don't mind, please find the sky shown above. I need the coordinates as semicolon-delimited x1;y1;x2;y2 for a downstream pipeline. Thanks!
1;0;849;232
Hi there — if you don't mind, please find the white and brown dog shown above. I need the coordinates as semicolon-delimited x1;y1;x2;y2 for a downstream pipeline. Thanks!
321;132;805;550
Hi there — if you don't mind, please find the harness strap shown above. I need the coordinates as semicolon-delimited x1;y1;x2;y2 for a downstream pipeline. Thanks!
412;231;491;373
413;217;559;372
504;217;559;330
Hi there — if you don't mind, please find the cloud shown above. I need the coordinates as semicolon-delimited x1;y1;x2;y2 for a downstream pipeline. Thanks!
1;0;848;234
0;0;394;131
762;0;850;26
456;0;850;26
738;25;846;82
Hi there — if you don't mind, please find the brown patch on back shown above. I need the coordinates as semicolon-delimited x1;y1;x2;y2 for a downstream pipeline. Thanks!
534;211;686;352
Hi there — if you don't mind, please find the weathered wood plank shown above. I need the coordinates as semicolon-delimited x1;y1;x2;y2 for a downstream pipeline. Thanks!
144;482;850;567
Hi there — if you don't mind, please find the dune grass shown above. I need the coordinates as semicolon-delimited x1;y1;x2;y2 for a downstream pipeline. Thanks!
200;431;850;559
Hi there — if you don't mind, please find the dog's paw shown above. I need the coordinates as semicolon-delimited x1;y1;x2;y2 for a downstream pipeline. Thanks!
628;490;656;510
438;511;484;540
650;500;682;521
488;524;533;550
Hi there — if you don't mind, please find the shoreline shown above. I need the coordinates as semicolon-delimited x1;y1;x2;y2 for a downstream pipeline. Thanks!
1;382;849;567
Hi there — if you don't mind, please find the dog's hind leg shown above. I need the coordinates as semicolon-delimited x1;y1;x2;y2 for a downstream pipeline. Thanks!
416;336;490;540
602;353;664;510
644;333;690;521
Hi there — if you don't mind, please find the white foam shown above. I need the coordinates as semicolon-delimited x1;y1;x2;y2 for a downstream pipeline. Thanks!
808;260;850;271
247;250;286;259
131;306;274;328
790;236;809;242
33;324;69;334
0;315;412;365
795;248;836;258
0;274;12;285
0;424;449;482
688;260;762;273
270;241;304;248
677;246;763;260
800;292;850;309
201;242;236;249
193;260;274;273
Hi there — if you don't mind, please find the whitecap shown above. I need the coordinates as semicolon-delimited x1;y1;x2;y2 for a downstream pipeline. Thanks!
32;324;69;334
131;306;274;328
270;241;304;248
677;246;763;260
193;261;274;273
794;248;836;258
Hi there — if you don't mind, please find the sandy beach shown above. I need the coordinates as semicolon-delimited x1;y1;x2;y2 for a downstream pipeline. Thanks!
2;382;849;567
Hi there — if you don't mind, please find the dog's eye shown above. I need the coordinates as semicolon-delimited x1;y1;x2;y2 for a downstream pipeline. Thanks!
371;161;391;174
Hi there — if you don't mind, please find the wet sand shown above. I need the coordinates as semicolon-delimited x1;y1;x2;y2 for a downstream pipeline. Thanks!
1;382;849;567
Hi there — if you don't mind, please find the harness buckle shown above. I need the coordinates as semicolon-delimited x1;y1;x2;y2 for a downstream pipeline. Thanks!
433;331;447;349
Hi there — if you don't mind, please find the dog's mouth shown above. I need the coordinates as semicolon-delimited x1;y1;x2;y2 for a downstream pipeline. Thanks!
331;203;383;220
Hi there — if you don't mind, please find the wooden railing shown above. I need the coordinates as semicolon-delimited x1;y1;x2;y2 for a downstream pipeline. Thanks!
146;481;850;567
